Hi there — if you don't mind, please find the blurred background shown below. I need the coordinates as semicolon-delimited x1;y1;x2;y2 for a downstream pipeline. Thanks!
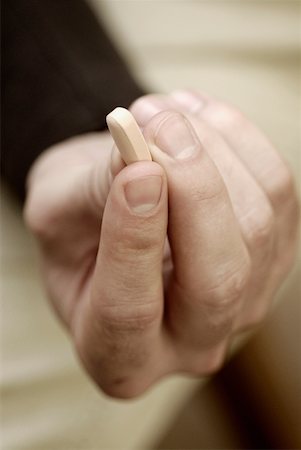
1;1;300;449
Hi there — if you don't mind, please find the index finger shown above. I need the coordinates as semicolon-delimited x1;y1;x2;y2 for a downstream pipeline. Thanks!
143;111;251;349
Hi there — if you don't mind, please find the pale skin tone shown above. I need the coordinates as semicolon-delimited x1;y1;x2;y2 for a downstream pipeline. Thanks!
24;90;300;398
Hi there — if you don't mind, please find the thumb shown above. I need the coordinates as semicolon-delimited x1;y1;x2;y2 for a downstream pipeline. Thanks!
73;161;169;397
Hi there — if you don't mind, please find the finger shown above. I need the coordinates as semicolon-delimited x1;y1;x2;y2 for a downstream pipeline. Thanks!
132;93;298;328
74;161;170;397
24;133;115;246
180;117;276;328
143;111;251;349
171;90;300;276
170;90;297;325
130;94;174;126
131;95;277;327
170;90;295;208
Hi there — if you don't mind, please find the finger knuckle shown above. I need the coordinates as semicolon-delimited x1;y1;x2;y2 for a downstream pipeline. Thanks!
204;259;251;308
109;218;164;255
129;94;152;108
203;350;226;375
76;344;150;399
23;192;53;239
247;304;268;327
269;164;295;205
187;346;227;376
190;176;226;204
126;226;164;252
74;327;153;399
270;242;298;288
208;103;245;131
100;303;161;336
101;377;149;399
245;207;275;248
237;300;270;331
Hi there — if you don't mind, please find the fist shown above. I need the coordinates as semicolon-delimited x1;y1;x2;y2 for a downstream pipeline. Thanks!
24;91;299;398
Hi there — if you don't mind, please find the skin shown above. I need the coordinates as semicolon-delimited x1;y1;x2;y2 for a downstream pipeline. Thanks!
24;90;300;398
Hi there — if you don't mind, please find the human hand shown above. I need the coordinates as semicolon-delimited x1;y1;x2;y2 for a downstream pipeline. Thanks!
24;91;299;398
130;90;300;331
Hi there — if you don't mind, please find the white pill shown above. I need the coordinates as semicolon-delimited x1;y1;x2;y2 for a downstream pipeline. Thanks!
106;107;152;165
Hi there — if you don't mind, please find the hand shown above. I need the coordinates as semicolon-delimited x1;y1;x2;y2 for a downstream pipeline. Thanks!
131;90;300;330
24;91;299;398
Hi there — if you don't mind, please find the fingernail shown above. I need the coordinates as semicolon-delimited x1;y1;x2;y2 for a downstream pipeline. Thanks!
154;113;199;160
171;90;204;113
125;175;162;213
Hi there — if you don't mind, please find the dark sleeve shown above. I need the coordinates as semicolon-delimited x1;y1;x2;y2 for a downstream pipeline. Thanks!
1;0;145;201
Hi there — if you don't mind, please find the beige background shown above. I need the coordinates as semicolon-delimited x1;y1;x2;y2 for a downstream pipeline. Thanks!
1;1;300;449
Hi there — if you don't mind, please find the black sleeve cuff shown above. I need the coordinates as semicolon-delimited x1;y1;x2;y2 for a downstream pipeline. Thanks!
2;0;145;201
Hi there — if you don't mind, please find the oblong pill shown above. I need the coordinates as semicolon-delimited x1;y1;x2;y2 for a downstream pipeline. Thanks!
106;107;152;164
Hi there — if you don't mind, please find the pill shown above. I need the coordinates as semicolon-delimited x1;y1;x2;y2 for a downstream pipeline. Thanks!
106;107;152;165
